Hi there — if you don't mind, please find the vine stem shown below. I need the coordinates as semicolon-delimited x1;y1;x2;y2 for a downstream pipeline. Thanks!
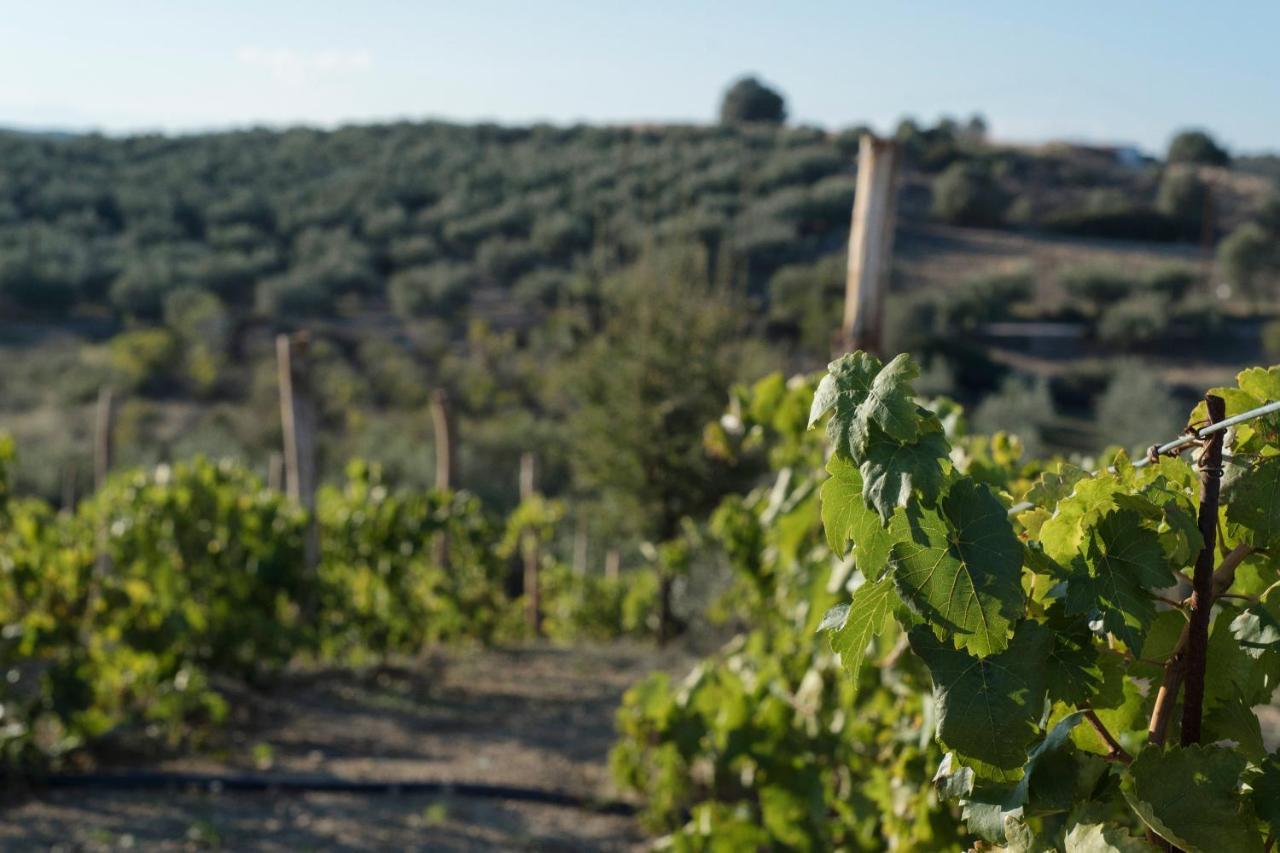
1147;544;1253;747
1082;709;1132;764
1180;394;1225;747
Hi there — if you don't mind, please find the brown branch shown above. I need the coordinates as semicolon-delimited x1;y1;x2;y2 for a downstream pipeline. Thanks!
1180;394;1226;747
1148;543;1254;747
1083;708;1133;764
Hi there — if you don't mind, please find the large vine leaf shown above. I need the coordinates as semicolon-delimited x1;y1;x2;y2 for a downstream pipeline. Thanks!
820;454;893;578
859;426;949;523
1227;456;1280;549
1121;745;1263;853
892;478;1024;657
1230;585;1280;658
1064;820;1159;852
1043;606;1104;706
859;352;922;445
961;711;1086;842
1249;752;1280;828
909;620;1051;771
824;573;895;694
1063;509;1171;651
808;351;923;459
1039;477;1157;566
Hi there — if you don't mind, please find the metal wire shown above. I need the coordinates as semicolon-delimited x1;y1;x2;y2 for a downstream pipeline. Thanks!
1007;398;1280;515
1131;399;1280;469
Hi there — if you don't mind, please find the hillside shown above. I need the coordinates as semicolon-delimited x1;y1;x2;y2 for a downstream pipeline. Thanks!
1;118;1277;529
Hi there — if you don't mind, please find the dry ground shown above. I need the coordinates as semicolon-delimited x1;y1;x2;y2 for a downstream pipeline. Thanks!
0;643;696;852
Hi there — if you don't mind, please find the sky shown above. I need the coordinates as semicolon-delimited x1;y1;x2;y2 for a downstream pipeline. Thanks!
3;1;1279;154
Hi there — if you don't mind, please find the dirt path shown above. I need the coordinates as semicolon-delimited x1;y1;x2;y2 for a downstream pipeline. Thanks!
0;643;692;852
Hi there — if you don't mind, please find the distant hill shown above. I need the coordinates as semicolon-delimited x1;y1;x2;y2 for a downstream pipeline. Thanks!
0;118;1274;504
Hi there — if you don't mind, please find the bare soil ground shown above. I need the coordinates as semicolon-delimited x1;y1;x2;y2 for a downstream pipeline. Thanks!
0;643;695;852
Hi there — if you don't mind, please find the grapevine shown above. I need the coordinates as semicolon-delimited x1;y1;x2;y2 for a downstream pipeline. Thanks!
812;352;1280;850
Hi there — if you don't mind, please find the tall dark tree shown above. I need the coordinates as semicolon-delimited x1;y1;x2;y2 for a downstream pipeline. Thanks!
719;76;787;125
564;244;749;642
1167;129;1229;167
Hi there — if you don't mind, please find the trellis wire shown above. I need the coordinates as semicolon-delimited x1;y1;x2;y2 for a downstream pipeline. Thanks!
1132;398;1280;469
1007;398;1280;516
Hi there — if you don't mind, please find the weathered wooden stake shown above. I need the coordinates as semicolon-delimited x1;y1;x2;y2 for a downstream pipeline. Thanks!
430;389;456;493
277;333;318;569
520;452;540;635
267;451;285;492
572;519;588;577
93;388;115;576
1180;394;1226;747
61;463;78;514
430;389;456;568
94;388;115;494
841;133;900;355
604;548;620;584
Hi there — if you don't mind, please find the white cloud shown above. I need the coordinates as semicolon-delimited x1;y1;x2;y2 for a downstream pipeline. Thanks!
235;46;372;87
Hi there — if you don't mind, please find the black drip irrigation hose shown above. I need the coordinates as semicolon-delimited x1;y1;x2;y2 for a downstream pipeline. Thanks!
32;771;637;816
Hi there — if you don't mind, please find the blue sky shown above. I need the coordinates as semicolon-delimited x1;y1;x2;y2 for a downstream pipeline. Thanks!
3;1;1278;153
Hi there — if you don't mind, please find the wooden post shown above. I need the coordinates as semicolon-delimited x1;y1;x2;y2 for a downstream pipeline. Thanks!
430;390;456;569
94;388;115;494
267;451;285;492
605;548;620;583
277;333;318;569
572;519;588;577
841;133;900;355
1181;394;1226;747
520;452;540;635
60;463;78;514
93;388;115;576
430;389;456;492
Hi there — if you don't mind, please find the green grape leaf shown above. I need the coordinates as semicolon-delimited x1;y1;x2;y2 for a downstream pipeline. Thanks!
809;351;876;427
1226;456;1280;550
1203;691;1265;763
892;478;1024;657
910;620;1051;771
859;427;949;523
1064;820;1159;852
961;711;1086;842
1249;753;1280;828
1025;464;1089;511
1136;477;1202;567
1230;586;1280;658
1063;509;1171;650
809;350;881;452
1237;366;1280;403
810;351;925;460
860;352;922;445
820;454;893;578
1044;607;1104;706
1040;477;1158;566
826;573;895;692
1205;606;1271;709
1122;745;1263;853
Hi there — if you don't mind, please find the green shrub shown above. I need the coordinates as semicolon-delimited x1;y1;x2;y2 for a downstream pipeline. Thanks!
1097;291;1172;348
1059;266;1136;315
1094;360;1186;453
108;328;181;394
1167;128;1230;166
971;375;1054;457
931;162;1006;226
1217;222;1275;305
1155;168;1206;235
719;76;786;125
1144;264;1197;302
